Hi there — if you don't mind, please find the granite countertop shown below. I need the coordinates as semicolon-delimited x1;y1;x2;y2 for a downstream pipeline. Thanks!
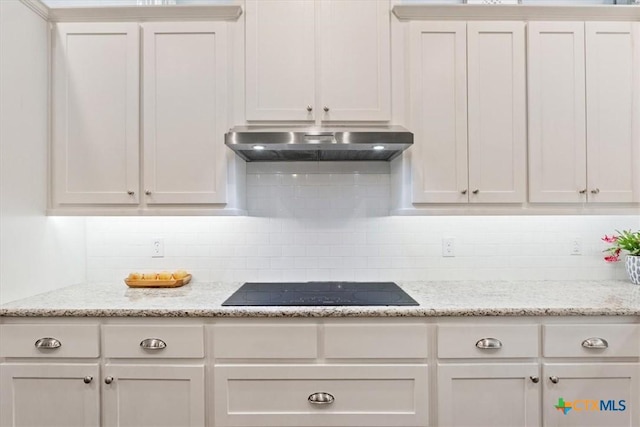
1;281;639;317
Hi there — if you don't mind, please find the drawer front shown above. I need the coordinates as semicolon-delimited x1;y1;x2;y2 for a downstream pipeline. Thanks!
214;364;428;427
438;325;539;358
103;325;203;358
213;324;317;359
543;324;640;357
324;323;428;359
0;324;99;358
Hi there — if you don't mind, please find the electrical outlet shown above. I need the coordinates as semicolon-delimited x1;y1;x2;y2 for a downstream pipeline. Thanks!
442;238;455;257
152;238;164;258
571;238;582;256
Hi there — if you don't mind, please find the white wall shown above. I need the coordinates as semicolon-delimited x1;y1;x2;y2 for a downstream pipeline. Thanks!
0;0;86;304
85;163;639;284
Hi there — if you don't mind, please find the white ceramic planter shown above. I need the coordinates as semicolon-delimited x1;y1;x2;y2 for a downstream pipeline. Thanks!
626;255;640;285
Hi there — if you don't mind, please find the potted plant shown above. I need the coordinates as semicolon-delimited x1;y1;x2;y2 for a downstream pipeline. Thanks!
602;230;640;285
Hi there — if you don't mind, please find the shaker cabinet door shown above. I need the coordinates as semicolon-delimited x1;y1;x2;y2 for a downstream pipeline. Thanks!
0;363;100;427
585;22;640;203
410;22;469;204
543;363;639;427
319;0;391;122
467;21;526;203
142;22;228;204
103;364;205;427
245;0;315;121
52;23;140;205
528;22;587;203
438;363;541;427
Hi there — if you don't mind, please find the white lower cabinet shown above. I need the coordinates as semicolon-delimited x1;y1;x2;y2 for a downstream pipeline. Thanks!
543;363;639;427
437;363;541;427
1;318;638;427
0;363;100;427
103;364;205;427
102;324;206;427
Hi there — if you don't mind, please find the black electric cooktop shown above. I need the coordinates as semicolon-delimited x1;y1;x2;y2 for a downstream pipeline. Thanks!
221;282;419;307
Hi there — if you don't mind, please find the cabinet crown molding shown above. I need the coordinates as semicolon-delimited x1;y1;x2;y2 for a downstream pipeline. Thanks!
47;4;242;23
393;4;640;21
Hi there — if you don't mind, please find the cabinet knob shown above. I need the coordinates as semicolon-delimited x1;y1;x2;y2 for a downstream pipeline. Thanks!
104;376;114;385
145;190;152;196
530;376;539;384
308;392;335;405
307;105;313;112
127;190;135;196
323;106;329;112
549;376;559;384
472;189;479;195
461;189;468;195
591;188;600;194
579;189;587;194
34;337;62;350
83;376;93;384
140;338;167;350
581;337;608;349
475;337;502;349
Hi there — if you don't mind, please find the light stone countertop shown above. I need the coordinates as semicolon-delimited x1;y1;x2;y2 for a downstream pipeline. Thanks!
1;281;639;317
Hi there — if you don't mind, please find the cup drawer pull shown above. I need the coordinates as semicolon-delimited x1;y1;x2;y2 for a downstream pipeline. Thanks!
140;338;167;350
34;337;62;349
308;392;335;405
475;338;503;349
581;337;608;349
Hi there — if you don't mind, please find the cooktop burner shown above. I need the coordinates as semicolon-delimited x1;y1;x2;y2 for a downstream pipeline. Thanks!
221;282;419;306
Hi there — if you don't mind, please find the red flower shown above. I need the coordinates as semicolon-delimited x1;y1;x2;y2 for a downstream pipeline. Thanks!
601;235;618;243
604;254;620;263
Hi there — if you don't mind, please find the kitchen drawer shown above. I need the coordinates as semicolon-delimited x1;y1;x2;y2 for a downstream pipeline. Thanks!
213;324;317;359
324;323;428;359
543;324;640;357
0;324;99;358
214;364;428;427
438;324;539;358
103;325;203;358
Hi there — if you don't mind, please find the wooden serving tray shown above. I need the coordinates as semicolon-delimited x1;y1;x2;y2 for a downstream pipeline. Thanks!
125;274;191;288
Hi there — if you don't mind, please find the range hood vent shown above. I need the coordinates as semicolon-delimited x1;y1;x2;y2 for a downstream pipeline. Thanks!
224;126;413;162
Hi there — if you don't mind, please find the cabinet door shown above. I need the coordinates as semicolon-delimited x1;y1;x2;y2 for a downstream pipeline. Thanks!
410;22;468;204
0;363;100;427
467;22;526;203
319;0;391;121
543;363;639;427
585;22;640;203
528;22;587;203
438;363;541;427
52;23;139;205
143;22;227;204
245;0;315;121
103;364;205;427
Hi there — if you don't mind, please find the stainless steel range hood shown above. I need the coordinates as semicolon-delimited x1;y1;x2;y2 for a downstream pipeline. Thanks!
224;126;413;162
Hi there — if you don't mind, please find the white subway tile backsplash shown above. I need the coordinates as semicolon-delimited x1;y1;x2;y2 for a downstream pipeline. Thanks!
84;167;640;284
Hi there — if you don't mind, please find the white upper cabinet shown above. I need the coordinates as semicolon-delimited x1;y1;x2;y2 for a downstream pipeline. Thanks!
51;21;238;213
467;22;526;204
143;22;228;205
319;0;391;122
585;22;640;203
529;21;639;204
528;22;588;203
245;0;391;123
410;22;468;204
52;23;140;205
410;21;525;204
245;0;315;121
